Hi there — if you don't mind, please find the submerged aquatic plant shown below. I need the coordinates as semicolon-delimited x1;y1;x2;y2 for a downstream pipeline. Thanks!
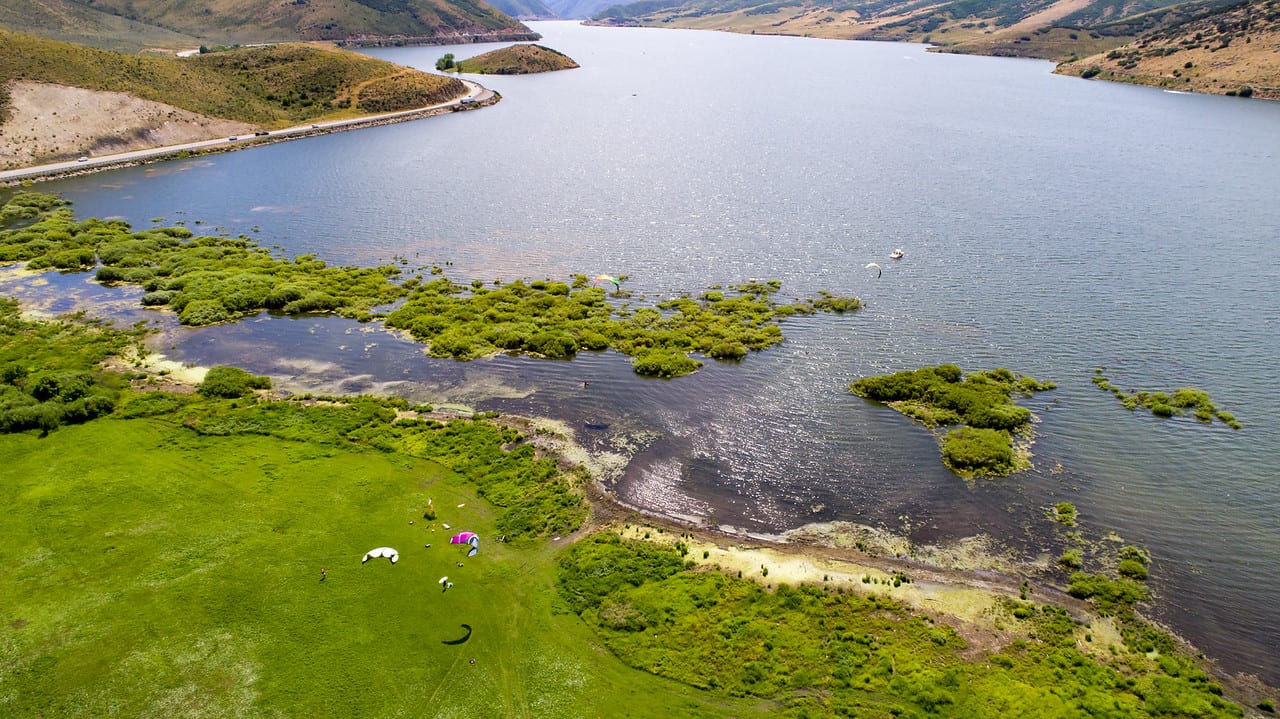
1092;368;1241;429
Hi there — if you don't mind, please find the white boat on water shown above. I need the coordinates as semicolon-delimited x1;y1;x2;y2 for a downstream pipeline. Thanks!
889;248;904;259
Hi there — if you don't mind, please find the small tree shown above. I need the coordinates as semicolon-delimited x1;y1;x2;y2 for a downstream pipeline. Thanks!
436;53;455;71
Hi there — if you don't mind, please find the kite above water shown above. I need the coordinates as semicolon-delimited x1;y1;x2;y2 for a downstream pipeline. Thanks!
450;532;480;557
865;262;882;279
592;274;620;291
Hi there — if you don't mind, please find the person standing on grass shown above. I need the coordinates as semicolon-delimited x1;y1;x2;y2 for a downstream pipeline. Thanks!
320;568;327;582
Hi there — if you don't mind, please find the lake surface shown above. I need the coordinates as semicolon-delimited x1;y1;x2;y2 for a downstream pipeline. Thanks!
13;21;1280;682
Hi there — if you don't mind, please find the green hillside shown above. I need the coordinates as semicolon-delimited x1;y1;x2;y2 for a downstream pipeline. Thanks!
0;0;535;51
0;29;465;127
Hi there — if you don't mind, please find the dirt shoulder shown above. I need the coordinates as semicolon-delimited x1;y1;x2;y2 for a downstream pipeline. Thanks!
0;81;497;184
0;81;257;170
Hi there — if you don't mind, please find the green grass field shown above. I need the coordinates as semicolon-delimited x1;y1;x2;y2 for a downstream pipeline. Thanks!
0;416;772;717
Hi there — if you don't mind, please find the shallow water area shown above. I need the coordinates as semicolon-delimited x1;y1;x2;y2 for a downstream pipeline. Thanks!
8;21;1280;682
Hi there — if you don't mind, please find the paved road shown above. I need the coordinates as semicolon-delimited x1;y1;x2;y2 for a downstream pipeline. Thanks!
1;79;494;183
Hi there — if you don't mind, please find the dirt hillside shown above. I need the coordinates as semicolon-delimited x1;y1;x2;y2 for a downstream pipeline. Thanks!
0;81;256;169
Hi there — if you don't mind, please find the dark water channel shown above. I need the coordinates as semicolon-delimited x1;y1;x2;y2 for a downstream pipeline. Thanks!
8;21;1280;682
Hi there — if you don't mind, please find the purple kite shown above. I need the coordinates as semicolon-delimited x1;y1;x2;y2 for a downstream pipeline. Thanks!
450;532;480;557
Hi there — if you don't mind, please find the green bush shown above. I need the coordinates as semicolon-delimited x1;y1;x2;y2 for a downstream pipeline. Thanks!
1118;559;1149;581
708;341;748;360
525;331;578;359
632;350;702;378
1066;573;1148;612
95;266;127;283
941;426;1014;476
428;329;486;360
198;365;271;399
1119;545;1150;566
26;371;94;402
140;290;174;306
179;299;231;326
1081;67;1102;79
1058;549;1083;570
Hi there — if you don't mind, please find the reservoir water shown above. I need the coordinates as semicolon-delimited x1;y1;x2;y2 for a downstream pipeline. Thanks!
12;21;1280;682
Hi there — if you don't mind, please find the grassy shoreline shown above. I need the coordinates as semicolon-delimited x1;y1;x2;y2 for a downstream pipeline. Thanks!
0;304;1274;713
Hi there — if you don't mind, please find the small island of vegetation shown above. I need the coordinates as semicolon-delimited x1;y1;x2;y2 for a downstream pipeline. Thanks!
850;364;1056;477
437;44;580;74
1092;367;1242;429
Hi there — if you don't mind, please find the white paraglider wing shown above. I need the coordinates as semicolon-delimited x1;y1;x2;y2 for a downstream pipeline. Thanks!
362;546;399;564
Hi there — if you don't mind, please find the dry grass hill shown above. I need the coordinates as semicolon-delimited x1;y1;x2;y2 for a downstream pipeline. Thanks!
1057;0;1280;98
588;0;1278;98
455;43;580;72
0;0;535;52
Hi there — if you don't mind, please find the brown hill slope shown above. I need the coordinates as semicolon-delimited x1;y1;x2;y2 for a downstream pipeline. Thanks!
586;0;1198;60
0;0;201;52
1057;0;1280;98
0;0;535;51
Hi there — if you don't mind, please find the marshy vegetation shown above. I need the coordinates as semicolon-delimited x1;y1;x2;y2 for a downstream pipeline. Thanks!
1;192;861;378
384;276;860;377
558;533;1242;717
850;364;1056;477
0;300;1266;716
0;298;144;433
1092;367;1242;429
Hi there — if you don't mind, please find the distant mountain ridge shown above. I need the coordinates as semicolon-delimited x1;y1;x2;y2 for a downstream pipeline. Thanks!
585;0;1279;98
586;0;1210;56
0;0;537;51
547;0;625;19
487;0;560;19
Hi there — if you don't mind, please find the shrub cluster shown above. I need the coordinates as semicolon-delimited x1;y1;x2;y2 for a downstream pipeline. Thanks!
197;366;272;399
851;365;1055;477
1092;368;1241;429
557;533;1240;716
1;193;407;326
385;276;858;378
0;298;137;434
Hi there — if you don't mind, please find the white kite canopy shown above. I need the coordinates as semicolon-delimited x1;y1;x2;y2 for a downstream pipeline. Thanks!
362;547;399;564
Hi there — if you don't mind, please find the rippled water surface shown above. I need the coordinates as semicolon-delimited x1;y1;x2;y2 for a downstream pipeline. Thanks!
16;22;1280;681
